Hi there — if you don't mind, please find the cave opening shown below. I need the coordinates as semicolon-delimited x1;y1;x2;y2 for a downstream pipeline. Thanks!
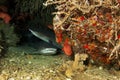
0;0;61;56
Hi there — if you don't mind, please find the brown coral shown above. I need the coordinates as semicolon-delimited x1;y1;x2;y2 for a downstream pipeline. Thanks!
44;0;120;67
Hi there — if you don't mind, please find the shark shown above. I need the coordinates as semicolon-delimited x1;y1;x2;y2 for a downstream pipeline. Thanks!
28;27;62;55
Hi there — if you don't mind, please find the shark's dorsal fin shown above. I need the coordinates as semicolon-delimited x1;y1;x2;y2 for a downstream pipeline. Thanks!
29;29;50;43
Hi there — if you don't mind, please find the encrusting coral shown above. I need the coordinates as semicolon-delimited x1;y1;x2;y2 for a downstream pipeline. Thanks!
44;0;120;68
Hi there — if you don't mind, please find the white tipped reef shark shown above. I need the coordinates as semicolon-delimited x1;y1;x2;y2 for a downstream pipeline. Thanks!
28;27;62;55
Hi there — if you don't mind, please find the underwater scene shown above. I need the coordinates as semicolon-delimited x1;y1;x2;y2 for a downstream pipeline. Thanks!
0;0;120;80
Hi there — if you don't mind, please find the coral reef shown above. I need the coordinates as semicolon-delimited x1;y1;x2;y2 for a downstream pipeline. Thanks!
44;0;120;67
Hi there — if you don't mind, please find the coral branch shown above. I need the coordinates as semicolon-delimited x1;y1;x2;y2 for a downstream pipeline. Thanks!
109;42;120;60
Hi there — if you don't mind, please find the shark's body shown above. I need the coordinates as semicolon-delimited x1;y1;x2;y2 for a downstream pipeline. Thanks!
29;27;62;55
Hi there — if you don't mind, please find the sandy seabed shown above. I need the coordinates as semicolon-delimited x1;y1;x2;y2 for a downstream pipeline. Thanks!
0;46;120;80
